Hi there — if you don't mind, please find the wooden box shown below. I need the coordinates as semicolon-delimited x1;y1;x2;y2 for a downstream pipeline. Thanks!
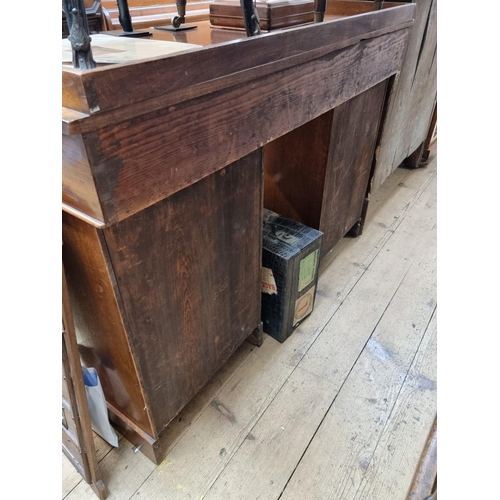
209;0;314;31
261;209;323;343
63;264;107;499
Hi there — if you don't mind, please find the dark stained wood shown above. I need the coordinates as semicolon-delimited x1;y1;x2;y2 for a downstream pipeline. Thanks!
63;151;263;462
62;133;103;223
102;151;263;435
62;7;415;119
319;79;388;253
247;322;264;347
264;110;332;230
63;263;108;500
326;0;406;16
264;80;388;257
372;0;437;189
64;27;410;226
62;2;415;464
62;213;155;436
209;0;314;32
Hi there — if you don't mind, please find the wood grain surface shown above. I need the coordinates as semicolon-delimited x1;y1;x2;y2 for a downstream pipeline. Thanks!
62;150;437;500
64;26;410;226
264;80;388;257
102;151;263;436
62;213;155;436
319;79;388;253
372;0;437;189
62;6;414;118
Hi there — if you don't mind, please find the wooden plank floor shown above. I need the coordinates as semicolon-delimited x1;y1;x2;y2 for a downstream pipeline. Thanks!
62;149;437;500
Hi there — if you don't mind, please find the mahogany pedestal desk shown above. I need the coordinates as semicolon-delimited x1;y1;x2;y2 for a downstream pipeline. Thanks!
62;2;415;464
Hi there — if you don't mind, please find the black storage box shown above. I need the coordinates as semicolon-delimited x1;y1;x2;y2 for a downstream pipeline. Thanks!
261;209;323;343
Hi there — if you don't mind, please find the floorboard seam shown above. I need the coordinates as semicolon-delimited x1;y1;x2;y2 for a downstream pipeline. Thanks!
123;165;436;500
200;167;436;500
352;305;437;500
276;260;415;500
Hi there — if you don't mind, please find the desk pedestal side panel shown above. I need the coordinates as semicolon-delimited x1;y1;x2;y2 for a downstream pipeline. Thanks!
63;150;263;446
264;80;388;257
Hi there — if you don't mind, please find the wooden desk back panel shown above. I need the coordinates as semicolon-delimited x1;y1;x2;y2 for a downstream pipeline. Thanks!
63;151;263;441
102;151;263;434
62;3;416;462
264;80;388;257
318;79;388;252
62;8;413;227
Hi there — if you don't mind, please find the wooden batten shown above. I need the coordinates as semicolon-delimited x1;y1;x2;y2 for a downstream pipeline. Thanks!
62;133;105;224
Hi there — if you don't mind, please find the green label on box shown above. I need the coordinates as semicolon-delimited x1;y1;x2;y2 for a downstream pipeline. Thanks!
298;249;318;292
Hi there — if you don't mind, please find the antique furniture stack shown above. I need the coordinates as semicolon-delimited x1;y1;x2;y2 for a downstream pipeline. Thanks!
62;0;419;473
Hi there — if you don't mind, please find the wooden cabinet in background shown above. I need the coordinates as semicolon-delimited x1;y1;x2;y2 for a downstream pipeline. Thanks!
62;0;104;38
100;0;211;31
370;0;437;187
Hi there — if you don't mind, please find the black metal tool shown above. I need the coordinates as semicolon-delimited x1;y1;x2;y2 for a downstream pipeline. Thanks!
374;0;384;10
240;0;261;37
113;0;151;37
313;0;327;23
62;0;97;70
154;0;198;32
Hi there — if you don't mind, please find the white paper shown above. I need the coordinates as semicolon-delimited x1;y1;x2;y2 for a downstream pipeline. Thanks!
63;34;202;65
